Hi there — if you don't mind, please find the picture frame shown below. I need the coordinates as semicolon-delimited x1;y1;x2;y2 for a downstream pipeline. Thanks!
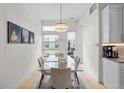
7;21;35;44
21;28;30;44
7;21;22;43
29;31;35;44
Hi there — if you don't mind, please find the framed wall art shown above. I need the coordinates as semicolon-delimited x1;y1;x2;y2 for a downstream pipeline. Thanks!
7;21;35;44
7;21;22;43
29;31;35;44
21;28;30;44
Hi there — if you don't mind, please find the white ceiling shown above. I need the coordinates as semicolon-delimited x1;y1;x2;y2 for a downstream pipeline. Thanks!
27;3;91;21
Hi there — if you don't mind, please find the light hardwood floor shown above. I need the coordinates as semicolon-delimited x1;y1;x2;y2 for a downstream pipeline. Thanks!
17;65;105;89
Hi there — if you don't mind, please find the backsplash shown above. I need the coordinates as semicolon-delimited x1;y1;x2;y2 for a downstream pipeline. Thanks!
118;46;124;57
102;45;124;58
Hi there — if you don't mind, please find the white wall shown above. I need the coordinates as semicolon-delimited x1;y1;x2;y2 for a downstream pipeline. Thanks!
79;4;99;81
97;3;108;83
75;24;83;63
0;4;41;88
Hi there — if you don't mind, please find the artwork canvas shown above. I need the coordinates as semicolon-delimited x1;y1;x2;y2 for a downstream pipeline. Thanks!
8;21;21;43
29;32;35;44
22;28;30;43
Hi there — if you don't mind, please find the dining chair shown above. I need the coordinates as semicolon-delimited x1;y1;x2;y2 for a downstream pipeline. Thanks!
73;56;80;85
55;53;64;57
38;57;50;88
38;57;43;68
74;56;80;69
58;61;67;68
58;57;66;62
50;68;72;89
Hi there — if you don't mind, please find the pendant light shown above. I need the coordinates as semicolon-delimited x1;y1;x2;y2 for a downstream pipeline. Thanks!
55;3;69;32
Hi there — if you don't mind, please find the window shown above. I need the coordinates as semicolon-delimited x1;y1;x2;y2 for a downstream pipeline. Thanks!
43;26;55;31
43;35;59;57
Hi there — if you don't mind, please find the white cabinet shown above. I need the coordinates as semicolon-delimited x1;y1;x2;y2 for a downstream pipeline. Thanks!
102;58;124;88
102;5;123;43
103;58;119;88
122;8;124;42
119;63;124;88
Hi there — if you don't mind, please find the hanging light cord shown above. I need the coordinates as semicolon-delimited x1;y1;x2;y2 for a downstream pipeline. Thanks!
60;3;62;24
55;3;68;32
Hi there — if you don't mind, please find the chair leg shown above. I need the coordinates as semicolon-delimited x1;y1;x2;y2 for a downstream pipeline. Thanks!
39;74;44;89
74;72;80;85
51;86;55;89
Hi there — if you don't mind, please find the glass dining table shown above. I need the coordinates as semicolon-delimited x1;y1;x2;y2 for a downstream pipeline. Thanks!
38;55;83;88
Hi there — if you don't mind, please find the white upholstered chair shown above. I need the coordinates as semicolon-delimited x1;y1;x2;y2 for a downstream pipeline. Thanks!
50;68;72;89
38;57;50;88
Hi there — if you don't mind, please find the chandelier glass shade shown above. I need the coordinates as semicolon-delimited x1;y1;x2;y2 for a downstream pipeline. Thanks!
55;23;68;32
55;3;69;32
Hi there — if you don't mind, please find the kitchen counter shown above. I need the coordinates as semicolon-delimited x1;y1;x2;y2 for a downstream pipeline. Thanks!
103;56;124;63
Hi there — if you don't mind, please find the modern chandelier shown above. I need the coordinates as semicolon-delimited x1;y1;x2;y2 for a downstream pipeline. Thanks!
55;3;69;32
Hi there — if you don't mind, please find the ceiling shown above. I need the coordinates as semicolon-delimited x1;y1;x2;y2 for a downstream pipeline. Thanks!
27;3;91;21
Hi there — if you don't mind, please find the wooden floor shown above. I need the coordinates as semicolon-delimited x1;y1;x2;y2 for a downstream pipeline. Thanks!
18;64;105;89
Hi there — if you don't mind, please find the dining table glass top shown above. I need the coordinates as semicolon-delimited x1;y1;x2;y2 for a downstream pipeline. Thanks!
40;55;83;71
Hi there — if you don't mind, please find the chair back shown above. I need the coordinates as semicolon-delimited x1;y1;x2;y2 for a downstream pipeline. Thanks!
74;56;80;69
58;62;67;68
55;53;64;57
38;57;44;68
50;68;71;89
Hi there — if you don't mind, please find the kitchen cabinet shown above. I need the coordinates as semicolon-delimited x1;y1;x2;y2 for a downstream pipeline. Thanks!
102;58;118;88
102;5;123;43
122;8;124;42
102;58;124;88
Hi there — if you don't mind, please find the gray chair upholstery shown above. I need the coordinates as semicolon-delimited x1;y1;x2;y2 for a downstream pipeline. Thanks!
38;57;50;88
50;68;71;89
74;56;80;70
55;53;64;57
38;57;50;75
38;57;43;68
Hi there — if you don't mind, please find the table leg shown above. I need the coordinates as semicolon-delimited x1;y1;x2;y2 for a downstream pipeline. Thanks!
39;74;44;89
74;72;80;85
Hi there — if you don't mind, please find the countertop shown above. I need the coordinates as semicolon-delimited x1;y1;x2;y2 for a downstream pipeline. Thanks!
103;56;124;63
